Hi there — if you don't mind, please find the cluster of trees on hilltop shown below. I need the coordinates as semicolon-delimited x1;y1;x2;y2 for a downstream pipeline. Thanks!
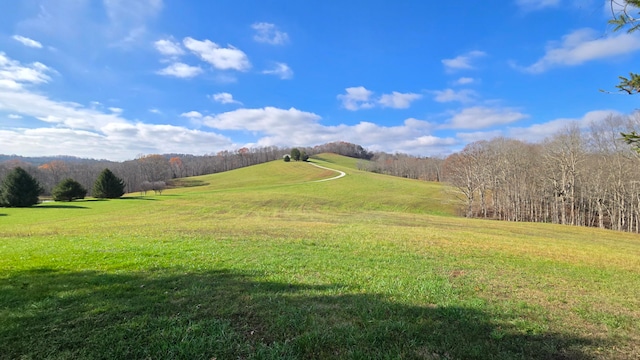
442;114;640;232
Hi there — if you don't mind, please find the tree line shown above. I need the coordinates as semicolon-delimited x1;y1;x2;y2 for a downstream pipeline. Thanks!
442;113;640;232
0;143;376;198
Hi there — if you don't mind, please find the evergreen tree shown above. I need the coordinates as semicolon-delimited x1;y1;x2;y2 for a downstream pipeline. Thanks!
93;168;125;199
0;167;43;207
52;178;87;202
290;148;301;161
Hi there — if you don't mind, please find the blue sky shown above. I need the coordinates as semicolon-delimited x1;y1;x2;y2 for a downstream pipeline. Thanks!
0;0;639;161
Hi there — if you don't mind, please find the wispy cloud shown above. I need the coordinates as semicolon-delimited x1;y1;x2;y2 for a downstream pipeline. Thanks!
156;62;202;78
0;52;54;89
455;77;475;85
442;51;486;72
338;87;422;110
12;35;43;48
432;88;478;103
251;22;289;45
519;28;640;73
515;0;560;11
378;92;422;109
262;62;293;79
183;37;251;71
446;106;528;129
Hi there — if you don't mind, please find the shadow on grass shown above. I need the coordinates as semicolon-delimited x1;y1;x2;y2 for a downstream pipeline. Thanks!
0;268;605;360
169;179;210;188
120;196;158;201
34;204;89;209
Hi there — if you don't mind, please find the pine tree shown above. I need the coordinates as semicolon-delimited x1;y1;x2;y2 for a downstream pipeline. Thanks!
52;178;87;202
0;167;44;207
93;168;125;199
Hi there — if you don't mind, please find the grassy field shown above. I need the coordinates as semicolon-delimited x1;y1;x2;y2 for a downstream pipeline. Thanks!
1;154;638;359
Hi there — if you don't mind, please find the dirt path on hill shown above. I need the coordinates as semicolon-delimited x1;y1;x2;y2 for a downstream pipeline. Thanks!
308;162;346;182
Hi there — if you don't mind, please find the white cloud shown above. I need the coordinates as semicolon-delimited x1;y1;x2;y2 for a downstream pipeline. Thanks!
154;38;184;57
432;89;477;103
0;52;54;89
156;62;203;78
108;107;123;114
149;108;161;114
8;114;23;119
507;110;619;142
251;22;289;45
211;92;242;105
378;92;422;109
338;86;375;111
442;51;486;72
446;106;529;129
12;35;43;48
0;124;233;161
521;28;640;73
455;77;475;85
180;111;203;118
183;37;251;71
515;0;560;11
196;106;450;155
262;62;293;79
203;107;320;131
339;87;423;110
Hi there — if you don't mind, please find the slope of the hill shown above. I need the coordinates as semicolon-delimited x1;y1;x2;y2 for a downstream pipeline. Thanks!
0;154;639;359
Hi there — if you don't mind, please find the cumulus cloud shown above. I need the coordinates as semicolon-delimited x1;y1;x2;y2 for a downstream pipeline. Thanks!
432;88;477;103
252;22;289;45
195;106;450;155
446;106;529;129
211;92;242;105
338;86;375;110
0;52;234;161
183;37;250;71
12;35;43;48
156;62;203;78
154;38;184;57
0;124;233;161
442;50;486;72
378;92;422;109
262;62;293;79
520;28;640;73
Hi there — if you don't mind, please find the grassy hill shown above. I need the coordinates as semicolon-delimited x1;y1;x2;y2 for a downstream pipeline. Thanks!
1;154;638;359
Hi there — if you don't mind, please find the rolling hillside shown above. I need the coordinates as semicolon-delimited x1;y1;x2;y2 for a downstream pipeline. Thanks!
0;154;638;359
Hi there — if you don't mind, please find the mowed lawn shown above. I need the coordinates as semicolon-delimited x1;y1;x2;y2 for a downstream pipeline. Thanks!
1;154;638;359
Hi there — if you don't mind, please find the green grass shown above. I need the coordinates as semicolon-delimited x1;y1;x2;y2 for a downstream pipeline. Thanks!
1;154;638;359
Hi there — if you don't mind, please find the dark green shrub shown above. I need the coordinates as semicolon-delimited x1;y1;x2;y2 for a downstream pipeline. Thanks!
52;178;87;201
